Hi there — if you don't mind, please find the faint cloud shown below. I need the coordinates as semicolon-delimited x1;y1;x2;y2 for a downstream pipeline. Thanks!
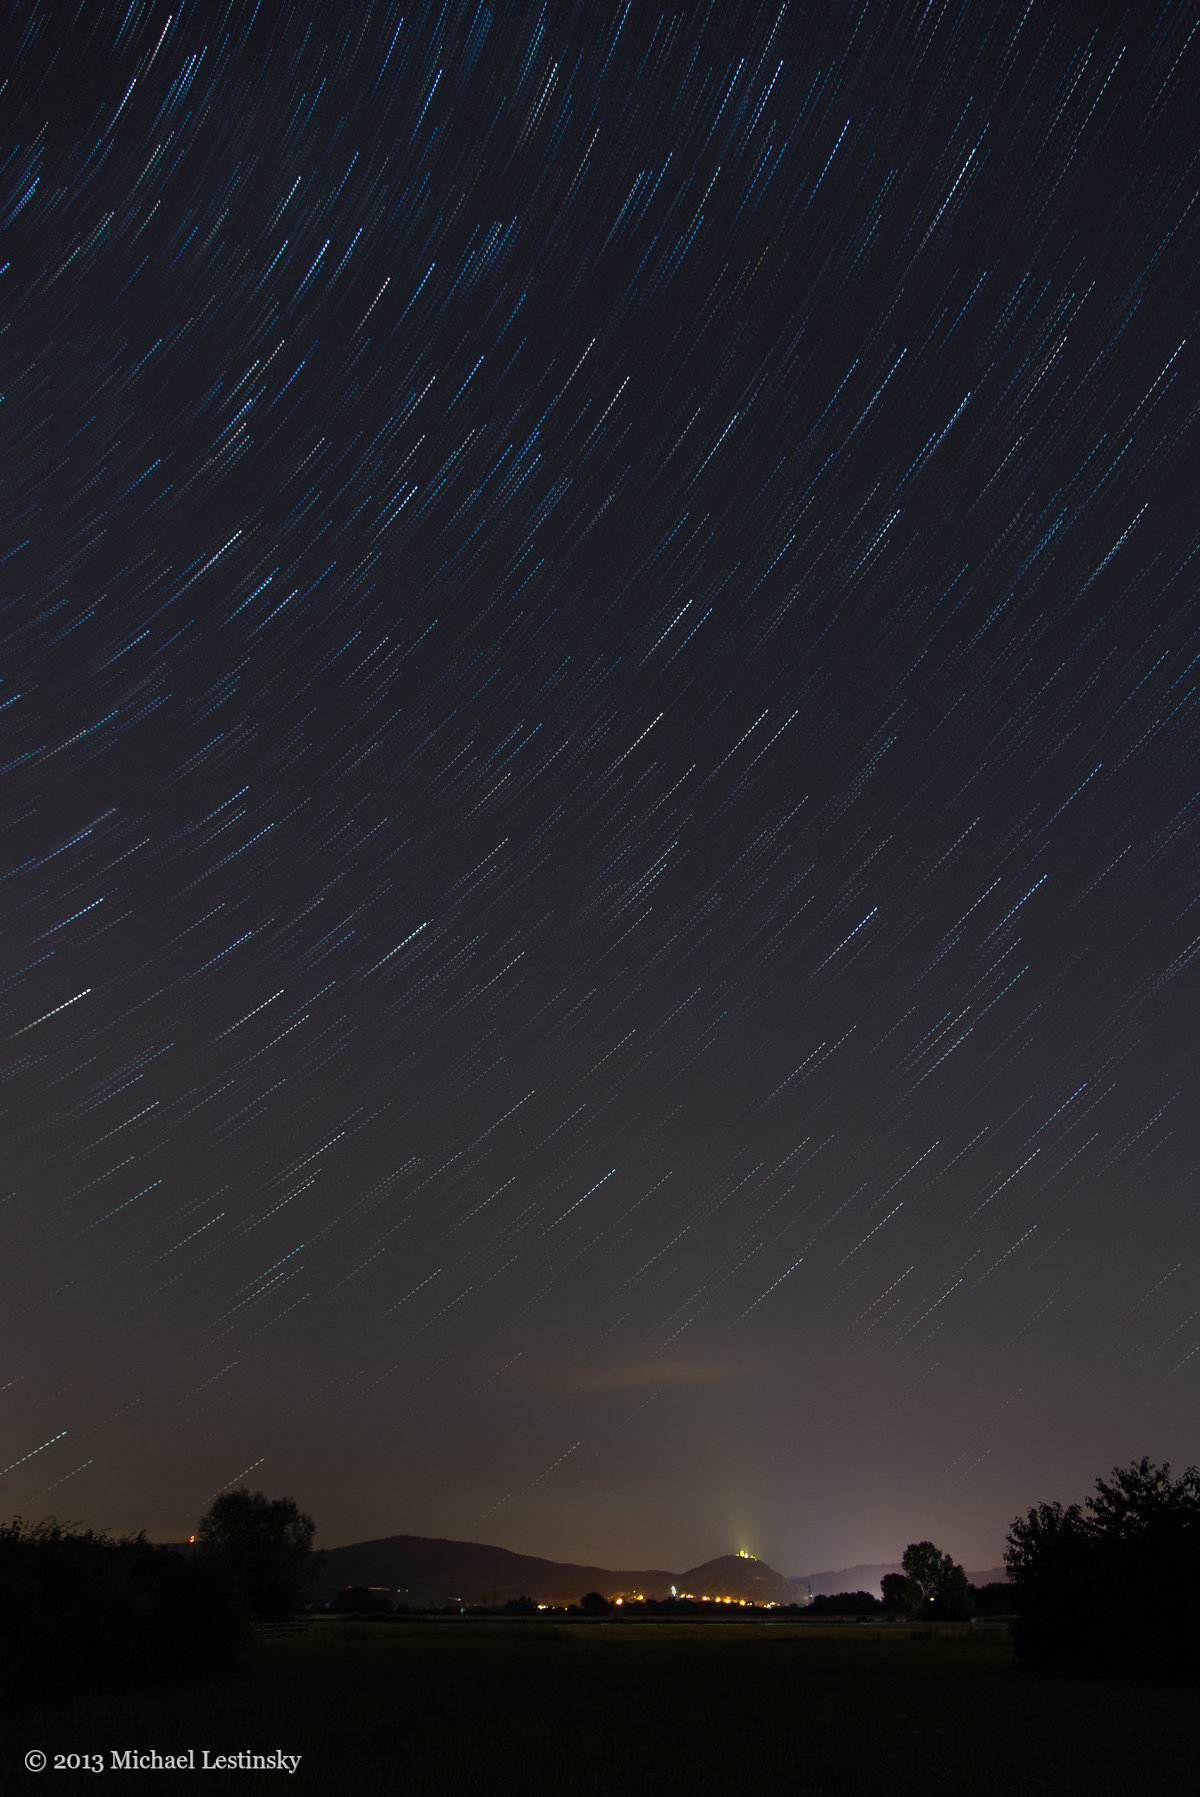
566;1358;756;1392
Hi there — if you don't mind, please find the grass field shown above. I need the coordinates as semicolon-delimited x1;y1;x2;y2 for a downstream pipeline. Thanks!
5;1617;1194;1795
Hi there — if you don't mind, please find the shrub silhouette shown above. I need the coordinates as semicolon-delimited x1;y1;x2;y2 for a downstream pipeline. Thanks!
807;1591;881;1615
969;1581;1015;1617
331;1585;392;1614
0;1516;247;1702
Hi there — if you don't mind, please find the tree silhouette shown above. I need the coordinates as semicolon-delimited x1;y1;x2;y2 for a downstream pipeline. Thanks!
880;1572;910;1612
901;1541;974;1620
1006;1457;1200;1676
195;1489;318;1620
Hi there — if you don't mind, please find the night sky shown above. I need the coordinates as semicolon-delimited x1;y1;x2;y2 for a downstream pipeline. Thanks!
3;0;1198;1578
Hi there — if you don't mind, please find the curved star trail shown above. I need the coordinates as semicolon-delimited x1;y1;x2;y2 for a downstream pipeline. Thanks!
2;0;1197;1567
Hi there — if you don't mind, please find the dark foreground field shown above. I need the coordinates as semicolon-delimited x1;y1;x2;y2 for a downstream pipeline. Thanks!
5;1618;1194;1795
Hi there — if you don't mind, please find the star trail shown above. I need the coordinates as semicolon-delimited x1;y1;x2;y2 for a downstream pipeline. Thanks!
2;0;1198;1572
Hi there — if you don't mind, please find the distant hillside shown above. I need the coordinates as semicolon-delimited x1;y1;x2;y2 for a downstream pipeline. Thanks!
792;1563;1009;1598
313;1534;677;1607
678;1554;797;1605
314;1535;798;1607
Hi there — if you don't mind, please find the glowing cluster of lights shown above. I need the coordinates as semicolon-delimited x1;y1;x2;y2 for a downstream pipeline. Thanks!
607;1591;757;1607
677;1593;756;1605
531;1591;786;1612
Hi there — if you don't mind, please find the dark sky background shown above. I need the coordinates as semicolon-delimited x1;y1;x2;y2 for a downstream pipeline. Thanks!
3;0;1198;1578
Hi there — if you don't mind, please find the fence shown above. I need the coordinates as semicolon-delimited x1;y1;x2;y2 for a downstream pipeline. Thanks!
251;1617;310;1641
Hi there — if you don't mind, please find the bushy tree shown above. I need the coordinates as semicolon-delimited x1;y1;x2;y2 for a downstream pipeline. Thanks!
1005;1457;1200;1676
0;1517;247;1701
901;1541;975;1620
579;1590;610;1614
194;1489;318;1620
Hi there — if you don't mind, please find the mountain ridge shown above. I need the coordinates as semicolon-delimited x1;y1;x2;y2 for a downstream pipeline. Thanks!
793;1561;1008;1596
313;1532;677;1606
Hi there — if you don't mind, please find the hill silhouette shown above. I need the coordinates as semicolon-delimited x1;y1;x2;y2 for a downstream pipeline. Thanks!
313;1534;677;1607
677;1554;796;1605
